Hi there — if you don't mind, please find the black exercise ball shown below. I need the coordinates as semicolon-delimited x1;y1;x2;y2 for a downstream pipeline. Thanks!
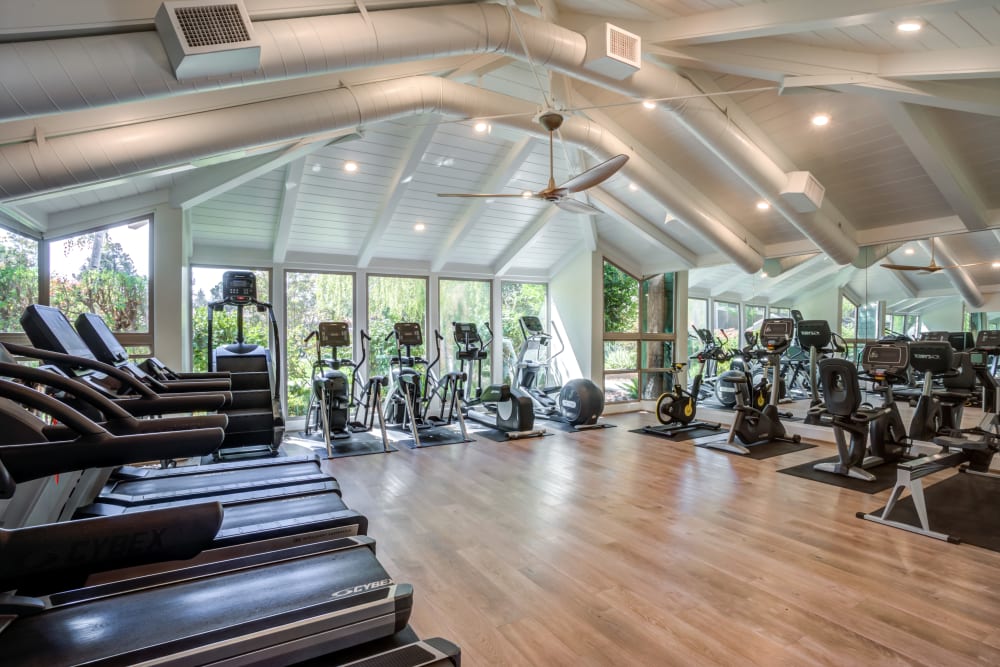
558;378;605;426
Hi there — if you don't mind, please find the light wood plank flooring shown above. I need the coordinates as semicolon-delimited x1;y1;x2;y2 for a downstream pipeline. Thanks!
322;411;1000;666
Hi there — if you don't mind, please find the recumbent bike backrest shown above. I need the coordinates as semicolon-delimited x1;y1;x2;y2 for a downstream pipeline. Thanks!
817;357;863;418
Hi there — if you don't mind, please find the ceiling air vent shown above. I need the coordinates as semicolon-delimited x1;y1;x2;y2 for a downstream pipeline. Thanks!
780;171;826;213
584;23;641;80
155;1;261;80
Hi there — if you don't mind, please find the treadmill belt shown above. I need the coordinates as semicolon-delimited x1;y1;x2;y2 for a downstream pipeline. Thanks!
4;543;405;666
102;460;326;501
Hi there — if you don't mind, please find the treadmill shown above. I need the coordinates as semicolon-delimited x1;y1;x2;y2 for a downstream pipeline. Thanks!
0;380;365;563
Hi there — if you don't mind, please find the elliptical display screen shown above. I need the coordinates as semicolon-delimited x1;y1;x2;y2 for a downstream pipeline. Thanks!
976;329;1000;351
520;316;544;334
222;271;257;305
453;322;481;346
394;322;423;346
318;321;350;348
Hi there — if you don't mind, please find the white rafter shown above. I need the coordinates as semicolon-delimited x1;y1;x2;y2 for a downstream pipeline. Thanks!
883;102;990;231
430;137;536;273
0;204;46;234
170;132;358;209
587;189;697;268
635;0;995;45
494;206;559;276
272;158;307;264
356;122;439;269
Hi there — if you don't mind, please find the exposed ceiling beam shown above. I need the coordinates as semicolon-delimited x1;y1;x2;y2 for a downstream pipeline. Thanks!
272;158;306;264
708;271;751;298
357;121;439;269
587;189;697;268
446;54;513;82
170;132;358;209
767;260;847;303
494;207;559;276
633;0;994;45
856;211;1000;246
0;204;46;234
430;137;536;273
760;254;827;290
880;45;1000;80
46;189;168;235
784;76;1000;118
883;102;990;231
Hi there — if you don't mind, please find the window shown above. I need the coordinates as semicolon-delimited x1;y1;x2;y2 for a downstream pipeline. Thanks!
500;281;547;383
713;300;740;354
744;304;766;337
840;295;858;340
687;297;708;376
48;218;151;345
0;227;39;336
190;266;271;372
601;261;676;403
439;279;492;385
769;306;792;320
285;271;354;417
367;275;427;377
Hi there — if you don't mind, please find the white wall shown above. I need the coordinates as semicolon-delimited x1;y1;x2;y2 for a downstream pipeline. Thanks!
920;298;965;331
549;249;595;381
793;283;841;325
153;204;185;369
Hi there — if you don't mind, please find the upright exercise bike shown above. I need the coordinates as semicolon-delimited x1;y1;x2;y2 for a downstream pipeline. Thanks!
709;317;801;455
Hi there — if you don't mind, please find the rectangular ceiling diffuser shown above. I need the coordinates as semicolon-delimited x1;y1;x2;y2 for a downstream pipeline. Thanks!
780;171;826;213
584;23;641;80
155;1;261;80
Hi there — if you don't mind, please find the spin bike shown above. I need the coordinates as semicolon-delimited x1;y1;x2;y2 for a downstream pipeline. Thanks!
643;361;721;438
514;316;605;427
453;322;543;439
709;317;801;455
302;322;389;455
383;322;469;447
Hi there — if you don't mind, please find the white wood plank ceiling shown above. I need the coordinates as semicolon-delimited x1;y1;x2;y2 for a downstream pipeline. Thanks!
1;0;999;302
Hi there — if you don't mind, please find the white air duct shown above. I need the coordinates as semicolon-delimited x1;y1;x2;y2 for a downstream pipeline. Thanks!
918;238;985;308
0;4;848;264
0;76;764;272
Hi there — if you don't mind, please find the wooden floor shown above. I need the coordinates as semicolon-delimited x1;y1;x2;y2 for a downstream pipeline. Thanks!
322;411;1000;666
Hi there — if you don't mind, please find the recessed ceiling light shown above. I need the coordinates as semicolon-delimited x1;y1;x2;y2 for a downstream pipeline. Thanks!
904;247;915;255
310;163;322;173
992;261;1000;269
414;222;426;232
474;121;489;133
761;272;768;278
897;19;924;32
628;182;640;192
756;200;770;211
811;113;830;127
642;100;656;109
344;161;358;172
522;190;533;198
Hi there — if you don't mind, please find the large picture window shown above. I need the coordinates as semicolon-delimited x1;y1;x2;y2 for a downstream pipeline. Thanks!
190;266;271;372
0;227;39;336
439;279;492;385
367;275;427;377
285;271;355;417
47;218;152;354
500;281;547;383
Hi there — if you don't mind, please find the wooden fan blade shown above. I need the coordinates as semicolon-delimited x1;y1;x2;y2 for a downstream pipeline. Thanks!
880;263;942;272
555;198;604;215
437;193;537;199
555;155;628;194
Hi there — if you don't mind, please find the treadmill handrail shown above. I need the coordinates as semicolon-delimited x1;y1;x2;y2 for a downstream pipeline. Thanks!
0;359;134;421
3;342;158;398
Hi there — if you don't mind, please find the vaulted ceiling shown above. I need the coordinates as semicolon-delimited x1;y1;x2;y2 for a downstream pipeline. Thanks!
1;0;999;304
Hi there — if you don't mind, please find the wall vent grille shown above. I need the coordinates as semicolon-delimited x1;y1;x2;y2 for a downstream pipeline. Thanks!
174;4;251;48
155;1;261;80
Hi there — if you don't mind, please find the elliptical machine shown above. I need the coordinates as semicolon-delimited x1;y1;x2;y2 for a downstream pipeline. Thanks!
514;316;605;427
709;317;801;455
206;270;284;460
302;322;389;455
453;322;543;439
643;361;721;438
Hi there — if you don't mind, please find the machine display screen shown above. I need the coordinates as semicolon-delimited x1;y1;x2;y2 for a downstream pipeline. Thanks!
222;271;257;304
318;321;350;348
861;343;908;371
394;322;423;346
453;322;480;345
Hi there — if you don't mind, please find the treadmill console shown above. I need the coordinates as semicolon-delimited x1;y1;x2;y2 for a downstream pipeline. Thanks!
393;322;423;346
949;331;974;351
222;271;257;305
20;304;99;364
976;328;1000;353
796;320;831;351
75;312;130;365
453;322;481;346
759;318;794;353
318;321;350;348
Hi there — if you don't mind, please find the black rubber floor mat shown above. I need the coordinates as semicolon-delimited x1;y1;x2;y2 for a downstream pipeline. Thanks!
537;419;616;433
777;455;902;493
695;436;816;460
466;424;549;442
862;472;1000;552
284;431;396;458
393;425;473;449
628;424;724;442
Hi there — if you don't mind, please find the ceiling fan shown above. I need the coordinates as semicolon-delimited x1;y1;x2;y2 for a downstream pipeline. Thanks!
880;238;992;274
437;111;628;215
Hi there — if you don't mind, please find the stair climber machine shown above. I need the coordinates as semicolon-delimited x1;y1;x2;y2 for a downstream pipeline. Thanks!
858;330;1000;543
384;322;469;447
806;343;909;481
453;322;544;439
710;318;802;455
799;319;847;426
515;316;605;427
206;270;284;461
303;322;390;456
644;361;721;438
